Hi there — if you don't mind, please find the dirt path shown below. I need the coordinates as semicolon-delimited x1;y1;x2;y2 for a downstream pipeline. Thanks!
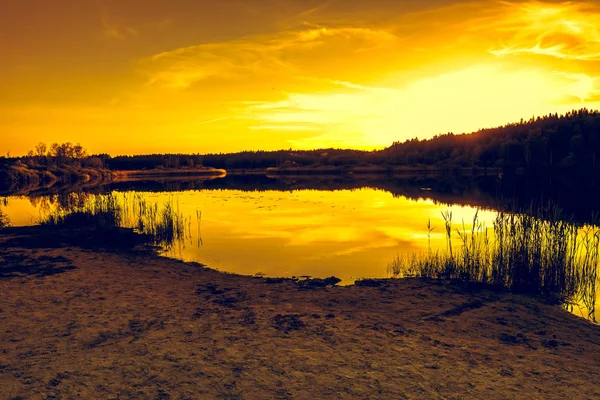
1;230;599;399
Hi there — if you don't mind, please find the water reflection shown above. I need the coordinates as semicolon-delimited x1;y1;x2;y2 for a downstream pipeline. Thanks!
0;188;497;280
388;208;599;323
0;175;599;322
0;197;9;227
6;172;600;224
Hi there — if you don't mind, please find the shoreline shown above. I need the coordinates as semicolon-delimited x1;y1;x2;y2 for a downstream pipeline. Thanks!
0;166;498;199
0;166;226;196
263;166;502;175
1;226;599;398
111;167;226;180
224;166;503;176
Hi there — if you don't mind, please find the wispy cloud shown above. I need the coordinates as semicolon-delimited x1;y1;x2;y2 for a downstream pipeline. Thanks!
239;64;600;148
249;125;321;131
489;1;600;61
298;76;395;92
101;13;139;41
26;0;600;155
142;26;398;89
197;116;232;125
292;2;331;20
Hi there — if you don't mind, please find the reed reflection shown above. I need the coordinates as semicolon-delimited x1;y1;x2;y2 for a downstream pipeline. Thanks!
0;197;10;227
5;172;600;225
37;192;193;252
2;185;599;322
389;206;599;322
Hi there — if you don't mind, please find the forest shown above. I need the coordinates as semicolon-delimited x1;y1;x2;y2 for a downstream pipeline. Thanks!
379;108;600;173
107;109;600;173
2;108;600;174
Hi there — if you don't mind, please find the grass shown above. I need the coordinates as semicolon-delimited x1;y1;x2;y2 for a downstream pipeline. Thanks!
40;192;190;250
389;205;599;321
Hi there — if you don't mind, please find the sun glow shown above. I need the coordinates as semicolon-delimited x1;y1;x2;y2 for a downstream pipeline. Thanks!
246;65;596;148
2;0;600;154
490;1;600;61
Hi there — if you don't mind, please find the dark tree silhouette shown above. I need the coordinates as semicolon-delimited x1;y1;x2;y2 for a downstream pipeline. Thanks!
5;109;600;176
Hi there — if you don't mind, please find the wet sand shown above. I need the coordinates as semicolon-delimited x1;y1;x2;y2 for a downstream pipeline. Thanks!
1;228;599;399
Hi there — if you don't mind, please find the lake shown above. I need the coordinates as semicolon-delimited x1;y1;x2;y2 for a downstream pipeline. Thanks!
1;174;598;322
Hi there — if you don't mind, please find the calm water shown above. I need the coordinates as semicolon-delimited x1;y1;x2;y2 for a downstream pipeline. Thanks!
2;188;497;281
1;176;598;322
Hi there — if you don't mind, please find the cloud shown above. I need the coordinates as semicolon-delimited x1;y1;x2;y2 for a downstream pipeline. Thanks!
249;125;321;131
101;13;139;40
197;116;232;125
240;64;600;148
557;72;599;101
298;76;396;92
23;0;598;155
489;1;600;61
142;26;399;88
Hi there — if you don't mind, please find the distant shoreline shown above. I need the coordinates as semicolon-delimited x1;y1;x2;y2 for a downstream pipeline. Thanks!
112;167;226;180
262;165;502;175
223;165;503;176
0;165;226;194
1;164;503;195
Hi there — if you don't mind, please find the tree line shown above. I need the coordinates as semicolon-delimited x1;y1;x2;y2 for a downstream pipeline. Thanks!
6;142;105;169
378;108;600;173
3;108;600;174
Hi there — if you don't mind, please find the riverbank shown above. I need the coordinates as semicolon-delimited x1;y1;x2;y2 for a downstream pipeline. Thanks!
111;167;226;181
0;164;115;194
0;165;226;195
0;226;599;399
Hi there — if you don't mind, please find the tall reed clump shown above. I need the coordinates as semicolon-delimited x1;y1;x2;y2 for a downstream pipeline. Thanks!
40;192;190;250
41;193;122;229
389;205;599;319
0;197;10;228
120;193;187;249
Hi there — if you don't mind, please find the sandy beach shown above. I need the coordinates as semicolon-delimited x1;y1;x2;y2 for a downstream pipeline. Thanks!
1;227;599;399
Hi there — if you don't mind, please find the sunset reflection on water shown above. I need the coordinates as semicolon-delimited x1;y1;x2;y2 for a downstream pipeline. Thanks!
3;187;599;322
2;188;498;283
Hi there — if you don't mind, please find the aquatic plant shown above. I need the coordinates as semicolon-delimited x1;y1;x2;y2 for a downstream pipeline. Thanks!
39;192;190;250
0;197;10;228
125;194;187;250
42;193;122;229
389;205;599;322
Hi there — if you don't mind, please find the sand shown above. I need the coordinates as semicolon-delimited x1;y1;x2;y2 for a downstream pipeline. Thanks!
1;228;599;399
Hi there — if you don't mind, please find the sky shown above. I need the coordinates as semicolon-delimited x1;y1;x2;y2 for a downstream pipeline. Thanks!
2;0;600;156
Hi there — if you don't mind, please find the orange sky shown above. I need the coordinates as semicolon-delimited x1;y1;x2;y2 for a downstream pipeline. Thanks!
2;0;600;155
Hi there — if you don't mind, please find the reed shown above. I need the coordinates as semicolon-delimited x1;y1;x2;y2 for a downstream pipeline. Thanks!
389;205;599;321
40;193;121;229
0;197;9;227
39;192;190;249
